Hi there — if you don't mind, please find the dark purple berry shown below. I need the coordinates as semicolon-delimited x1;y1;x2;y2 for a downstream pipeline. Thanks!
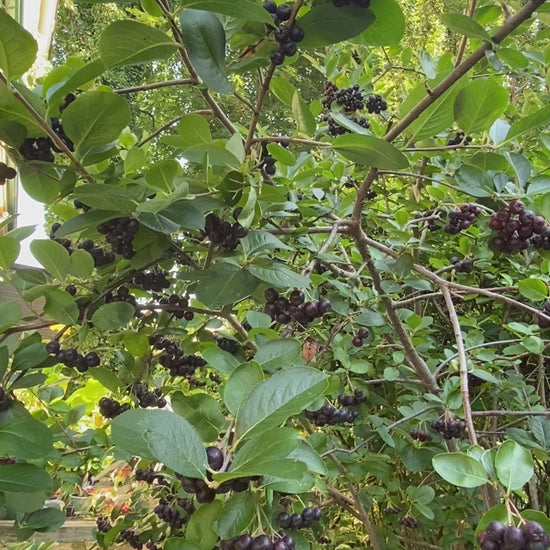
206;446;224;471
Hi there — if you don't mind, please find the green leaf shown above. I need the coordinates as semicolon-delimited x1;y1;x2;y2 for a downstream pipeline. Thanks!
299;4;375;48
454;78;509;134
179;143;241;168
266;143;296;166
70;249;94;279
43;289;79;325
99;20;178;68
505;104;550;142
139;212;180;234
288;440;327;475
124;333;150;358
145;410;208;479
248;261;310;289
23;508;65;532
0;10;38;80
254;340;302;370
214;492;254;539
0;236;20;270
202;345;240;374
0;302;21;334
185;500;222;550
440;13;492;41
62;91;131;151
89;367;121;393
240;231;292;257
11;342;49;371
454;164;493;198
494;440;534;490
30;240;71;280
432;452;488;488
177;114;212;148
146;159;182;193
235;366;328;439
191;263;259;308
179;10;233;94
531;417;550;450
91;302;135;331
0;464;51;493
518;278;548;302
0;417;53;460
270;78;297;107
72;184;140;213
179;0;272;23
356;0;405;46
171;391;226;442
332;134;409;169
291;91;316;135
224;362;264;416
111;409;156;460
18;163;59;204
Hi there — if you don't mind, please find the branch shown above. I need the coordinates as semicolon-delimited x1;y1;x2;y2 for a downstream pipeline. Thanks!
471;410;550;417
455;0;478;67
441;285;478;445
115;78;198;94
0;73;94;183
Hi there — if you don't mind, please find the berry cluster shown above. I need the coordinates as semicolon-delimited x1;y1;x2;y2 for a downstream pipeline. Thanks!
0;387;12;412
154;294;193;321
333;0;371;7
262;152;277;176
384;507;401;515
322;114;370;137
97;217;140;259
352;327;369;347
277;507;322;529
204;213;248;250
77;238;115;267
537;302;550;329
120;528;142;550
430;418;466;439
134;384;167;409
365;94;388;114
152;336;206;377
409;429;432;442
59;93;76;114
263;3;304;66
450;257;474;273
399;517;421;529
490;200;548;253
222;533;296;550
444;203;481;234
324;83;364;112
20;137;55;162
477;520;550;550
263;288;331;326
0;162;16;185
99;397;131;419
305;402;359;426
105;286;138;308
447;131;472;147
132;270;170;292
337;388;366;406
96;516;112;533
46;341;100;372
50;117;74;152
215;335;238;355
135;467;157;484
74;199;91;212
153;499;187;530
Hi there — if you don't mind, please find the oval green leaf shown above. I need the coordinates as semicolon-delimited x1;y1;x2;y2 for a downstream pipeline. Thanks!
332;134;409;169
432;452;488;488
494;440;534;491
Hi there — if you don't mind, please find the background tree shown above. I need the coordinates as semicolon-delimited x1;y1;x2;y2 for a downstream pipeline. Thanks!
0;0;549;549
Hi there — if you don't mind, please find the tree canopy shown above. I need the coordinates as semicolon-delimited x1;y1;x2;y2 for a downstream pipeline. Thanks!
0;1;550;549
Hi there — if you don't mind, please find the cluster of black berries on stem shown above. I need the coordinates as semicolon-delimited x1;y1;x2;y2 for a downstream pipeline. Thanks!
97;217;140;259
352;327;369;347
450;256;474;273
99;397;131;419
215;335;239;354
489;200;549;253
444;203;481;234
19;137;55;162
447;130;472;146
105;286;137;308
337;388;366;406
152;335;206;377
277;506;322;529
306;401;359;426
205;213;248;250
477;520;550;550
264;288;331;325
133;384;167;408
262;2;304;66
45;341;100;373
221;533;296;550
409;429;432;442
430;418;466;439
365;93;387;114
323;82;364;111
132;270;170;292
96;516;112;533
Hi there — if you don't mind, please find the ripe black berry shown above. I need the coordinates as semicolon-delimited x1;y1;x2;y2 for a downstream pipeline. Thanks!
282;41;297;57
289;25;304;42
206;446;224;471
262;0;277;13
276;4;292;21
271;50;285;66
46;340;60;354
251;535;274;550
352;336;363;347
84;352;100;367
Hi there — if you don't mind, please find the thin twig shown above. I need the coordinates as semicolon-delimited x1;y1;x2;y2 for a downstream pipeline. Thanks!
137;111;213;147
115;78;198;94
